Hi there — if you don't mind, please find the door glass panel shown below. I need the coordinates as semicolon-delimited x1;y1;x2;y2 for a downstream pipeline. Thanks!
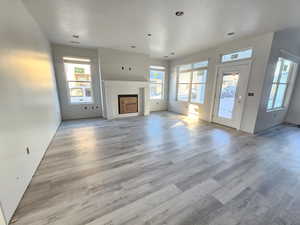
218;73;239;119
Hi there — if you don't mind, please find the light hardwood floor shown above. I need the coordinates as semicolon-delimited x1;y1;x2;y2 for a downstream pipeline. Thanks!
11;112;300;225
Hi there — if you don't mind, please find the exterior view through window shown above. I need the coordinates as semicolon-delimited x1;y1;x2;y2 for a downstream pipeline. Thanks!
267;57;296;111
177;61;208;104
63;57;93;104
218;72;239;119
150;66;165;99
221;49;253;63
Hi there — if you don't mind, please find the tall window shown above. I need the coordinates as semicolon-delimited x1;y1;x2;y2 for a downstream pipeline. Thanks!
63;57;93;104
177;61;208;104
150;66;165;100
267;57;296;111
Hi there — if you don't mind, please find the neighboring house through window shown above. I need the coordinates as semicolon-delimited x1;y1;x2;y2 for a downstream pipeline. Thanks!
63;57;93;104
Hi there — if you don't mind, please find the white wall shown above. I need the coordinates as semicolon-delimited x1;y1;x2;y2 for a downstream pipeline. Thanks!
52;44;102;120
256;29;300;132
0;0;61;223
169;33;274;133
149;59;169;112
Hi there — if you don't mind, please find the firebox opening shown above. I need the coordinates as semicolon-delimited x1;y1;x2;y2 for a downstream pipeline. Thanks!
118;95;138;114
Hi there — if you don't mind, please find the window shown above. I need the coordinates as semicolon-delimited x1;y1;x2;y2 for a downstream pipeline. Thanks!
150;66;165;100
221;49;253;63
267;57;296;111
63;57;93;104
177;61;208;104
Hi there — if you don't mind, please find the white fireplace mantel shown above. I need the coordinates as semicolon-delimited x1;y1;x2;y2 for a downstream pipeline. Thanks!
102;80;150;119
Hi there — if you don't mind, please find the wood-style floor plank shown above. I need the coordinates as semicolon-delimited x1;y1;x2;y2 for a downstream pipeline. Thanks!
10;112;300;225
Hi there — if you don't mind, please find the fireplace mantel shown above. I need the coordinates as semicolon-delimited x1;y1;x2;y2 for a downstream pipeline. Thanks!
102;80;150;119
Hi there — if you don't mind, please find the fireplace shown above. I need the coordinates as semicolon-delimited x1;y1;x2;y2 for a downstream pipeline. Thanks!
118;95;138;114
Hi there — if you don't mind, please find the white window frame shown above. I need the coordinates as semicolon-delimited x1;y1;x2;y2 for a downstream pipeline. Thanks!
176;61;208;104
63;57;94;105
267;57;296;111
149;66;165;100
220;48;253;64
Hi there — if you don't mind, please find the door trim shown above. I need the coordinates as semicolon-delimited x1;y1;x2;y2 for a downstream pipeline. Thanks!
210;60;252;130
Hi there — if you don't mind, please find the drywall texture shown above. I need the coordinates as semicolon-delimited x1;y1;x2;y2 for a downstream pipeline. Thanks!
287;72;300;124
169;33;274;133
256;29;300;132
98;47;149;81
149;59;169;112
52;44;102;120
0;0;61;223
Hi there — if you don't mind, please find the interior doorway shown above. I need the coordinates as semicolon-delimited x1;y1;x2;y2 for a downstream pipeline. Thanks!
213;61;252;129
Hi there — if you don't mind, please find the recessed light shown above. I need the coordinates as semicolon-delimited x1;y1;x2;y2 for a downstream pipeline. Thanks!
70;41;80;44
130;45;136;49
72;34;79;38
175;11;184;16
227;32;235;36
170;52;175;55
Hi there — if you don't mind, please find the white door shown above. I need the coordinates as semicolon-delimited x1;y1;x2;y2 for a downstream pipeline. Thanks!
213;62;251;129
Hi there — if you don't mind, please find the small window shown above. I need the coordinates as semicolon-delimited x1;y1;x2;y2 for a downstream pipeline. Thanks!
267;58;296;111
64;59;93;104
176;60;208;104
150;66;165;100
221;49;253;63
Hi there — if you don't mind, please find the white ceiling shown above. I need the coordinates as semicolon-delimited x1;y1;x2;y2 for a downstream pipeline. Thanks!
23;0;300;59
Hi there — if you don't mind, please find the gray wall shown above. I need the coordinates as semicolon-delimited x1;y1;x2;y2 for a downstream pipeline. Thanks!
168;33;274;133
98;47;169;112
52;44;102;120
287;72;300;124
98;47;149;81
0;0;61;223
256;29;300;132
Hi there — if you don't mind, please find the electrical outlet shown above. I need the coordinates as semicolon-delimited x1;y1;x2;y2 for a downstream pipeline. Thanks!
26;147;30;155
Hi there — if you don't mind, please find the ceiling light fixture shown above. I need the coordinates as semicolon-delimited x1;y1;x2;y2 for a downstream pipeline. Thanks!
72;34;79;38
175;11;184;16
227;32;235;36
147;33;152;37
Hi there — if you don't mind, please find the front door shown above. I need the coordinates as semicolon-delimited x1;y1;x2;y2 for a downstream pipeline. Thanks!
213;62;251;129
